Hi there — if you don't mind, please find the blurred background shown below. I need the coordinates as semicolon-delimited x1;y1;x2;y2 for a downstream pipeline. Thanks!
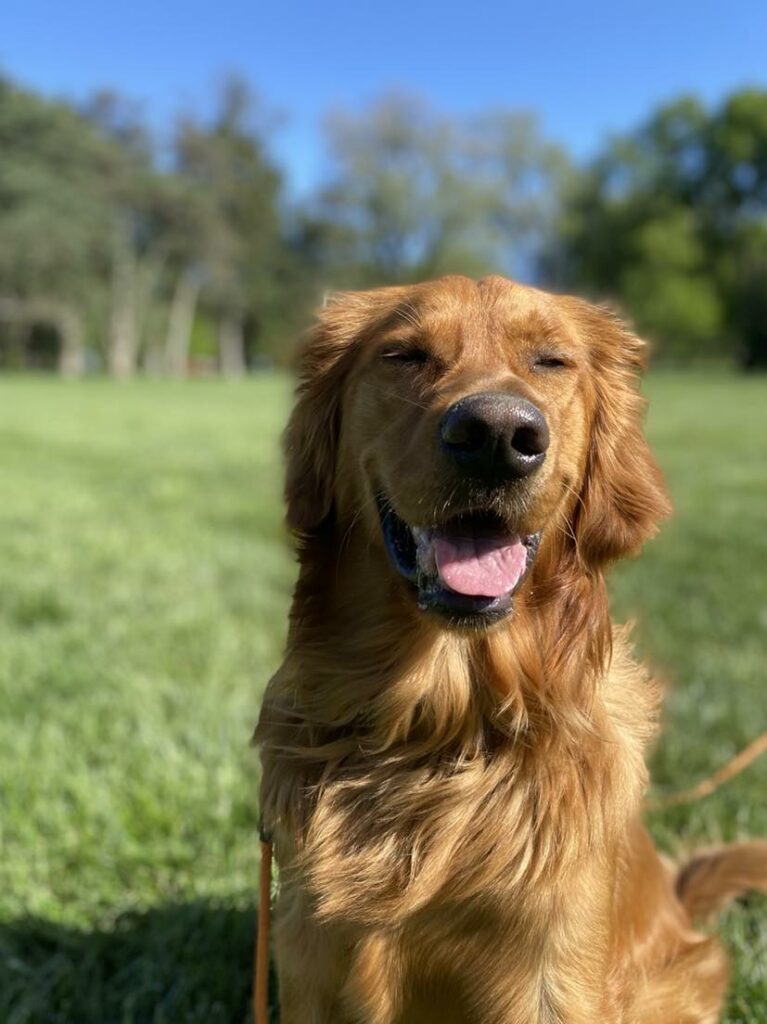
0;2;765;1022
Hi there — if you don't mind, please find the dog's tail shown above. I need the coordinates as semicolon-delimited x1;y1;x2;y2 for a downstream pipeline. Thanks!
676;841;767;922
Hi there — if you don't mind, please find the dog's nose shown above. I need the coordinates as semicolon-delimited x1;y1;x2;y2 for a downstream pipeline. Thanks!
440;392;549;482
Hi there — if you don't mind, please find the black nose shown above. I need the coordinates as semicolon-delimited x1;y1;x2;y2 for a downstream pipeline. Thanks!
440;392;549;482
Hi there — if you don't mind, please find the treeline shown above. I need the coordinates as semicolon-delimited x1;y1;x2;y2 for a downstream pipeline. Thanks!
1;75;766;374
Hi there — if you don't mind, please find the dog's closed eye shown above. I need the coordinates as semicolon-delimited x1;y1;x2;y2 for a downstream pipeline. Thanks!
380;344;430;365
532;353;570;371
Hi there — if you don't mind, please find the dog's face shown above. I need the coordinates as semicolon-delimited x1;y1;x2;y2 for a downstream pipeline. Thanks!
285;276;669;628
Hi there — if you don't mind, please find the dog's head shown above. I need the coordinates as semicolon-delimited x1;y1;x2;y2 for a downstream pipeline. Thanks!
284;275;670;628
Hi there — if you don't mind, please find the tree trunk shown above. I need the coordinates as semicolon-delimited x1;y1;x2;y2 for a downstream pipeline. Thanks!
134;249;168;370
165;270;200;377
218;312;246;377
108;234;138;379
57;306;86;377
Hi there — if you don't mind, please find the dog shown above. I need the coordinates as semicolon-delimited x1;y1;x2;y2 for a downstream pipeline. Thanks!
256;275;767;1023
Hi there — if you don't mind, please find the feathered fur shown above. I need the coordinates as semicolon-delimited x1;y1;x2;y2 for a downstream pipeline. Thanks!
256;275;766;1024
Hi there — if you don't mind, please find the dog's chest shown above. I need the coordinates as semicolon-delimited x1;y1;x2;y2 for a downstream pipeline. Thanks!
337;871;618;1024
298;741;626;932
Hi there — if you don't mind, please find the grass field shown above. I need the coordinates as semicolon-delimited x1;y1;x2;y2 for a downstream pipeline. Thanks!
0;372;765;1024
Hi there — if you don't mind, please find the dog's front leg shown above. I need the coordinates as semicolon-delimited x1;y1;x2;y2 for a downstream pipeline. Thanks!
273;886;356;1024
341;931;404;1024
277;901;402;1024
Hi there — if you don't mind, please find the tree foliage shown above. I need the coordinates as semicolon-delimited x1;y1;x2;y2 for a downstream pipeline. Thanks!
552;90;767;366
313;94;569;285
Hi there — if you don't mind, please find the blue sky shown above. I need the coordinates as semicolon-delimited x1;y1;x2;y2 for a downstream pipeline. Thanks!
3;0;767;196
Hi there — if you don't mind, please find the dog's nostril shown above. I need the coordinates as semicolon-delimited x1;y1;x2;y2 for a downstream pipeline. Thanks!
441;414;488;453
512;425;547;457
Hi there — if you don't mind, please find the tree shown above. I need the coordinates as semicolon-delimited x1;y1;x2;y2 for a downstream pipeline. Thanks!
0;77;118;374
552;90;767;366
81;91;184;377
0;74;299;376
620;211;723;360
312;94;569;288
173;77;292;374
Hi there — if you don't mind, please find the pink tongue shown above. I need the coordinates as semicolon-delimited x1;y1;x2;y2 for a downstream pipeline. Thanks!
433;533;527;598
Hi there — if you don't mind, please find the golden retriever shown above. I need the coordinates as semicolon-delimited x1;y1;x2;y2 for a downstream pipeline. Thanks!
256;275;767;1023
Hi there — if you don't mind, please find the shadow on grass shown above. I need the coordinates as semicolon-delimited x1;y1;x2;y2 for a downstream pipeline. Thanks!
1;897;764;1024
0;900;278;1024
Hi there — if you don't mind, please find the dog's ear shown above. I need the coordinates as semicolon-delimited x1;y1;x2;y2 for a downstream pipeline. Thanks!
283;297;354;534
283;289;399;534
569;301;671;568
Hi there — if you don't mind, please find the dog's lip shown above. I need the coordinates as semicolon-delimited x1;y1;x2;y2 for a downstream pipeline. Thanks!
375;494;540;624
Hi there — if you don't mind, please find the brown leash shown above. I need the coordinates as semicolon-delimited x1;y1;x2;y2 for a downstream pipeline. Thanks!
253;827;273;1024
251;732;767;1019
647;729;767;811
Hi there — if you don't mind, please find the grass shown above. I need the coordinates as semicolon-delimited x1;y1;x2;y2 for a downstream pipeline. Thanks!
0;370;765;1023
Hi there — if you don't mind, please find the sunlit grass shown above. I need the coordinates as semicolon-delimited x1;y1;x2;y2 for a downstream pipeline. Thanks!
0;371;764;1022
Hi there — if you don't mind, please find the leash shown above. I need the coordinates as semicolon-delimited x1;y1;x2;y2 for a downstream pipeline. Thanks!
647;729;767;811
253;824;273;1024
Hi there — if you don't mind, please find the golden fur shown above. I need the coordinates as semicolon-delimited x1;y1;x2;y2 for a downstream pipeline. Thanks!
256;275;767;1023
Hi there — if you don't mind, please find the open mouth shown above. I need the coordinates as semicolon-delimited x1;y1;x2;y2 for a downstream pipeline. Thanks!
376;495;540;625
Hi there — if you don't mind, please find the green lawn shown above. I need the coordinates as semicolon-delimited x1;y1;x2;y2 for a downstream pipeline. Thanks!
0;372;765;1023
